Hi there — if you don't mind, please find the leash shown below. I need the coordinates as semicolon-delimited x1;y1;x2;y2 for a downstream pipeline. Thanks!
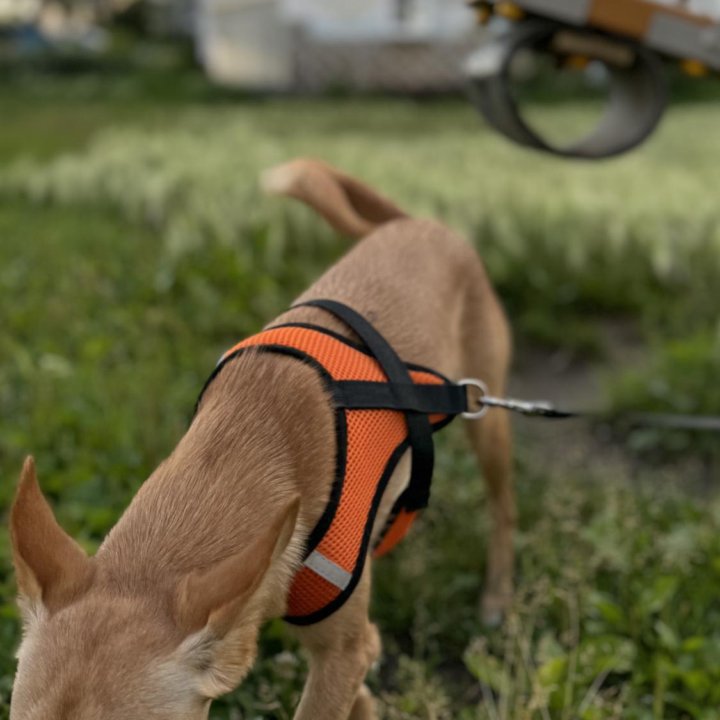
459;378;720;431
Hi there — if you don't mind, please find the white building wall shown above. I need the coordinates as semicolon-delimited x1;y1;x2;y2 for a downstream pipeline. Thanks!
197;0;293;87
282;0;474;41
196;0;478;88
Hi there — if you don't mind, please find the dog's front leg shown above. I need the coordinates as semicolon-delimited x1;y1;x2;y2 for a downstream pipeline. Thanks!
291;565;380;720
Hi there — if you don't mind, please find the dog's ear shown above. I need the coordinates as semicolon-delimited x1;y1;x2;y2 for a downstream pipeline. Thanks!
174;496;300;696
261;158;408;239
175;495;300;637
10;457;94;616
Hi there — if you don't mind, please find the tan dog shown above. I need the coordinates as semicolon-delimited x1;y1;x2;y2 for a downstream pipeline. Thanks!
9;159;514;720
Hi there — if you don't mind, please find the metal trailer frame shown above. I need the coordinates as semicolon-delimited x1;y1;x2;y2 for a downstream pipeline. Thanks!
463;0;720;158
502;0;720;70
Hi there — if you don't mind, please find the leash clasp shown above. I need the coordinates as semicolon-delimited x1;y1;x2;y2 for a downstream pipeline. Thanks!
458;378;490;419
458;379;573;419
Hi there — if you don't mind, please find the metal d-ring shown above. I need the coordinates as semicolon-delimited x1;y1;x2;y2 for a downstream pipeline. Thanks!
458;378;490;419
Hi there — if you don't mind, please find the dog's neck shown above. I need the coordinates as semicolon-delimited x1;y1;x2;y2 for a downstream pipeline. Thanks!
95;350;335;600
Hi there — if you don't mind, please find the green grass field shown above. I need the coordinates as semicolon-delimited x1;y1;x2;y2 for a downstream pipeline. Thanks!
1;72;719;719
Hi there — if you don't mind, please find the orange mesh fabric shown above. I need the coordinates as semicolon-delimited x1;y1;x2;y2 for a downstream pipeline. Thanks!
222;325;449;622
224;325;388;382
373;510;419;558
286;567;340;616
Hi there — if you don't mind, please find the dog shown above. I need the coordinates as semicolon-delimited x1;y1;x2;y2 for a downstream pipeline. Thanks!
9;159;514;720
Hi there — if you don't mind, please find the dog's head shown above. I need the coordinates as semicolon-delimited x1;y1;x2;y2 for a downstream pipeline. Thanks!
9;457;298;720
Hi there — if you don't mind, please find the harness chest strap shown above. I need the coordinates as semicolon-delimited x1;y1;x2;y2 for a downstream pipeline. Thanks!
196;300;470;625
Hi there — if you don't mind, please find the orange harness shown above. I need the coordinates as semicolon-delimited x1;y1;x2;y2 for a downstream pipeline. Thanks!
197;300;470;625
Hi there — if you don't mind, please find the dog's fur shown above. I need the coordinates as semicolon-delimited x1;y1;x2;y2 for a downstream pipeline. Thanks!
9;159;514;720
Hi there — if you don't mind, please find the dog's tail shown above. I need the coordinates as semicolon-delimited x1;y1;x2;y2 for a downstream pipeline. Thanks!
260;158;408;239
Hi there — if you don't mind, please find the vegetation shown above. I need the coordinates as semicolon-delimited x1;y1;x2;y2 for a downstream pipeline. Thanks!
0;72;718;719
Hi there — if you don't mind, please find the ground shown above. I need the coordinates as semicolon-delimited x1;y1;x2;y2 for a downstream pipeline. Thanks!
0;70;719;720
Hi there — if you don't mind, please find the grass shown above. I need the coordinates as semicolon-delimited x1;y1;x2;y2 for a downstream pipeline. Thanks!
0;70;719;719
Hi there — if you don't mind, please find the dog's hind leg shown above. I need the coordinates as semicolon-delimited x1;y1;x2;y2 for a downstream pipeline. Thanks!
466;408;515;626
349;683;378;720
461;279;516;626
291;564;380;720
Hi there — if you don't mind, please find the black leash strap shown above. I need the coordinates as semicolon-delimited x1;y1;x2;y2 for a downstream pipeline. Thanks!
625;413;720;432
476;393;720;432
295;299;455;510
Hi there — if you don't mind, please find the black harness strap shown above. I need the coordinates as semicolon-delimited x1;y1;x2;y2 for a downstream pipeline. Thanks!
295;299;456;511
334;381;467;415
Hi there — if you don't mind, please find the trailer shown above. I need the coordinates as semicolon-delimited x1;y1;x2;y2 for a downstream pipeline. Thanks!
464;0;720;157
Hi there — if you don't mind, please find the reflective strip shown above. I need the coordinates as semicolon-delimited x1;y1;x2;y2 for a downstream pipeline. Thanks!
304;551;352;590
518;0;592;25
647;14;720;69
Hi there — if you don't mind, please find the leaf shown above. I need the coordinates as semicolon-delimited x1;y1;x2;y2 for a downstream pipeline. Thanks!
589;592;626;629
463;640;510;694
578;635;637;676
676;669;712;699
537;656;568;688
637;575;679;615
654;620;679;651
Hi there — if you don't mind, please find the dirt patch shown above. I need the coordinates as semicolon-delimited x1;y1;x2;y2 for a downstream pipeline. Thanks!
507;319;713;492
